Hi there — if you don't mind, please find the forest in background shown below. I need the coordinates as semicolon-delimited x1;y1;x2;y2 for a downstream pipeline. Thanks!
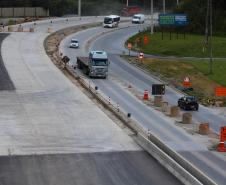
0;0;225;35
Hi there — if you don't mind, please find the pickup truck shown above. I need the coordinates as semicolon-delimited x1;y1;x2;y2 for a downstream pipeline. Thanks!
77;51;109;78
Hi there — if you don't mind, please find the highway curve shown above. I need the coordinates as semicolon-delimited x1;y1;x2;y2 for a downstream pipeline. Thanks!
61;24;226;185
0;18;182;185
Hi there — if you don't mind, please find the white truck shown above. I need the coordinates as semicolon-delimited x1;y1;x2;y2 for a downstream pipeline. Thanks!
132;14;145;24
77;51;109;78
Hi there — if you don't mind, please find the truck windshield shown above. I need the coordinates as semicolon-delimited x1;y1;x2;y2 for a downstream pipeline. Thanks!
186;96;196;102
133;16;140;19
71;40;78;43
92;59;108;66
104;18;112;24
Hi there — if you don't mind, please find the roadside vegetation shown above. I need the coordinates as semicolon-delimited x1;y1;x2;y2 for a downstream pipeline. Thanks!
126;31;226;58
124;56;226;106
0;0;177;16
124;0;226;106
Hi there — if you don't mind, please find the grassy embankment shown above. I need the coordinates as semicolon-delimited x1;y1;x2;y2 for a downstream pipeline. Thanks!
125;32;226;106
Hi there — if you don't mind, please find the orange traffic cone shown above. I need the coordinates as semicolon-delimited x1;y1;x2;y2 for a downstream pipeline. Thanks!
143;90;149;100
217;142;226;152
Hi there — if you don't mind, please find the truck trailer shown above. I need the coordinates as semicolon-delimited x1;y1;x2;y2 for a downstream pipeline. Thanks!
77;51;109;78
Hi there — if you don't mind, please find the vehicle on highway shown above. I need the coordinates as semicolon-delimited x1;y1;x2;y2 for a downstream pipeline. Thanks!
77;51;109;78
132;14;145;24
178;96;199;111
103;15;120;28
69;39;79;48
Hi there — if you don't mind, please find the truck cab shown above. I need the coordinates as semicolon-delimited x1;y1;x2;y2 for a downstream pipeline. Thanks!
77;51;109;79
89;51;109;78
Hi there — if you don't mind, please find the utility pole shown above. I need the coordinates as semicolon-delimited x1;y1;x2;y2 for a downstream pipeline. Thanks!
78;0;81;16
127;0;129;6
177;0;179;6
151;0;154;34
205;0;209;44
163;0;166;14
209;0;213;74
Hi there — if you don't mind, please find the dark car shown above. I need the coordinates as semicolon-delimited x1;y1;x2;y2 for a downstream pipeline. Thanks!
178;96;199;111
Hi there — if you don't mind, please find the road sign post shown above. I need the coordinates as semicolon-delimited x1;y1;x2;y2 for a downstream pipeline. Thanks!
183;76;191;88
127;43;132;56
138;52;144;63
152;84;165;95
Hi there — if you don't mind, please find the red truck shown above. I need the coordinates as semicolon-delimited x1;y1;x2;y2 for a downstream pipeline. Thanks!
121;6;142;16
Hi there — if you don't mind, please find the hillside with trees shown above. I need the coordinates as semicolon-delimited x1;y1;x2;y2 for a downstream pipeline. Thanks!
175;0;226;36
1;0;225;35
0;0;176;16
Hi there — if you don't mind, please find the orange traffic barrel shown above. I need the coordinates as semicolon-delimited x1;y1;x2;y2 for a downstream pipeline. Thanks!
143;90;149;100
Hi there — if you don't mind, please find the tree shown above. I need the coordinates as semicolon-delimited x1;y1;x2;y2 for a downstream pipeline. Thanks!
175;0;226;35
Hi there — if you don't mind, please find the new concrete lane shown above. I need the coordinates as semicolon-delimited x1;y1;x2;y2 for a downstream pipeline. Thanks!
0;18;182;184
61;24;226;184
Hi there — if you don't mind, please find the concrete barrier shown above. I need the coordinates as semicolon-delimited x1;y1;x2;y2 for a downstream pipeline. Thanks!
199;123;209;135
154;95;163;107
17;25;23;32
8;26;13;32
135;133;202;185
67;63;216;185
29;27;35;32
136;132;217;185
44;22;217;185
170;105;180;117
161;101;169;113
182;113;192;124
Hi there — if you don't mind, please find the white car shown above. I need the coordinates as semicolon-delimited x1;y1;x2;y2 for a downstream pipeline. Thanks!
69;39;79;48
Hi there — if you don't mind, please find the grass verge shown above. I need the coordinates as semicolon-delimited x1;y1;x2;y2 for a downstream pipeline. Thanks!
126;32;226;58
124;56;226;106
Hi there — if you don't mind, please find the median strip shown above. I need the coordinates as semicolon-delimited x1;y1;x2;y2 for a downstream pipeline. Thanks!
44;22;217;185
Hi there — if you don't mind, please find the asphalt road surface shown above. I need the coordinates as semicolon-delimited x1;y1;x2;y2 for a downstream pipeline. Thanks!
0;33;14;90
61;24;226;185
0;18;182;185
0;151;182;185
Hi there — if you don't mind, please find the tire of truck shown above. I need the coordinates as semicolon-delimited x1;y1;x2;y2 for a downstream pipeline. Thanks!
83;67;89;75
77;61;82;69
194;105;199;111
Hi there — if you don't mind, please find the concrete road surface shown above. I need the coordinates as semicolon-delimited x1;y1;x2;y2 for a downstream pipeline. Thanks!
0;17;182;185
